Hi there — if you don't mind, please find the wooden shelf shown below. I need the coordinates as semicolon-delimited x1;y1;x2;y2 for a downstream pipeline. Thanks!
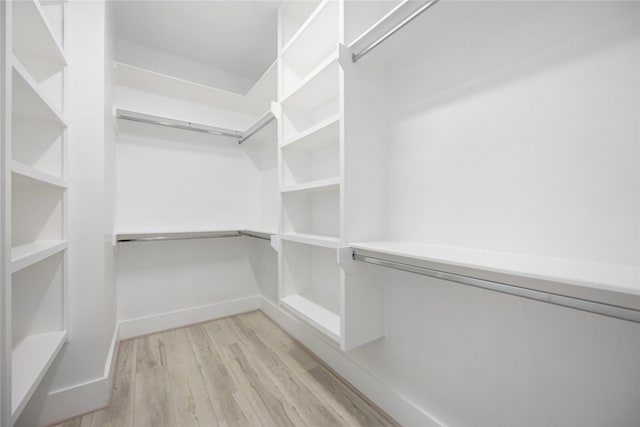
281;114;339;149
12;160;66;189
351;241;640;310
281;295;340;341
12;330;68;423
11;240;67;273
280;233;340;249
12;58;66;126
12;0;66;66
281;177;340;194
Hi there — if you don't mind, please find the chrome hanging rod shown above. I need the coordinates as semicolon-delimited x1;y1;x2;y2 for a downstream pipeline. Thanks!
239;112;276;145
117;113;243;139
352;0;439;63
117;230;273;243
352;251;640;324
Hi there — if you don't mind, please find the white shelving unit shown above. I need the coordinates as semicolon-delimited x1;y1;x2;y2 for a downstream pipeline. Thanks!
276;0;385;351
1;1;69;424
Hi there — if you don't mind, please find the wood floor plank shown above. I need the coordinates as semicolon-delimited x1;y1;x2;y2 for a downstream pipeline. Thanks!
187;324;240;400
135;333;165;371
305;364;399;427
103;339;136;424
164;328;220;427
210;393;251;427
133;333;176;427
232;316;345;426
238;311;319;372
50;311;397;427
226;342;306;427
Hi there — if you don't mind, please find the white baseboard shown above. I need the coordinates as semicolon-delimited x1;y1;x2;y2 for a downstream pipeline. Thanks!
259;297;444;427
118;295;262;340
16;325;120;427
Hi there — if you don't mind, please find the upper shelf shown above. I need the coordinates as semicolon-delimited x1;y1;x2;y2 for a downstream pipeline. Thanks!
12;59;66;126
281;114;339;150
281;0;339;82
281;58;339;112
12;0;66;66
115;62;253;114
350;241;640;311
279;0;323;50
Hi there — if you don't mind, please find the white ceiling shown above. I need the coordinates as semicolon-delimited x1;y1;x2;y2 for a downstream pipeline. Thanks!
114;1;280;83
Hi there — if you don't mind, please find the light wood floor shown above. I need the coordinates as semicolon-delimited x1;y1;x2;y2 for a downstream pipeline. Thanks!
52;311;398;427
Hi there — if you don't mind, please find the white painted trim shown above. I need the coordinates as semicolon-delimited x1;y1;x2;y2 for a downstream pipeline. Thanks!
118;295;262;340
259;297;445;427
17;325;120;427
103;323;119;395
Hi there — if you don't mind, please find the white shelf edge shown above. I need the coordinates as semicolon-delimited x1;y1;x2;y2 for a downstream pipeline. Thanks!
11;160;66;189
281;52;338;105
33;0;66;62
12;57;67;126
11;240;67;273
281;114;340;149
281;177;340;194
244;57;278;97
280;0;332;56
350;241;640;310
16;0;67;65
12;330;68;423
114;61;248;98
280;233;341;249
281;295;341;342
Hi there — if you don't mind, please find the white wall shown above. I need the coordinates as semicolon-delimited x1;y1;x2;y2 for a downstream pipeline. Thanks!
116;237;262;338
116;39;255;95
385;1;639;267
16;2;118;425
115;101;278;336
115;120;263;233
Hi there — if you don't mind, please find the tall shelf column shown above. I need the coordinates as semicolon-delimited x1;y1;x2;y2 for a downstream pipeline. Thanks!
1;1;69;424
276;0;386;350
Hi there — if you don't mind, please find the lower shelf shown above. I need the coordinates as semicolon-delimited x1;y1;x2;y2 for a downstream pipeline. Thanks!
281;294;340;342
12;330;68;422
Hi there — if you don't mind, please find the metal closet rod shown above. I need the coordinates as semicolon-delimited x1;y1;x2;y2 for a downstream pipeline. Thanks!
117;110;275;145
352;0;440;63
117;114;243;139
239;113;276;145
352;251;640;324
117;230;272;243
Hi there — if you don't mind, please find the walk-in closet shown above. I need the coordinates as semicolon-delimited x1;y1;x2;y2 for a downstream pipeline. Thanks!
1;1;639;426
